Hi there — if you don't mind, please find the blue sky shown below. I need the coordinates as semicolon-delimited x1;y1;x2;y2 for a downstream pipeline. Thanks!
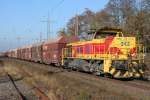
0;0;108;52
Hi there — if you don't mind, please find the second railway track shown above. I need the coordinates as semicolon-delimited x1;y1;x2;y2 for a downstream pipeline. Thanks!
6;73;27;100
0;61;50;100
6;73;50;100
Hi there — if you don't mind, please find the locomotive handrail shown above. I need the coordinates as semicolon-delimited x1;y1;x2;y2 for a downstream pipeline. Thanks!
135;43;145;63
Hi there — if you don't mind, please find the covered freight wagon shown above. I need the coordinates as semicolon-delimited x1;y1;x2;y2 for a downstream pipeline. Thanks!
11;49;17;58
21;48;26;60
17;48;22;59
31;42;43;62
42;36;79;66
24;46;32;61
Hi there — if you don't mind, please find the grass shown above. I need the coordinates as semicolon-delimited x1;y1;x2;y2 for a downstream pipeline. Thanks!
1;58;150;100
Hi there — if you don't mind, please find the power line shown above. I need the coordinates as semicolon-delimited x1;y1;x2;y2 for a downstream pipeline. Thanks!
41;12;55;40
40;0;65;40
51;0;65;12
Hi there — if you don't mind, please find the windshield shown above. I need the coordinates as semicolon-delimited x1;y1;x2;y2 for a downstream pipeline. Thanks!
95;32;117;39
79;32;94;41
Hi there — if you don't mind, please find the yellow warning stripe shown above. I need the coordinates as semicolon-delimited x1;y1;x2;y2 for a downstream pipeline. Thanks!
139;69;144;74
123;71;129;77
110;67;116;74
114;71;121;77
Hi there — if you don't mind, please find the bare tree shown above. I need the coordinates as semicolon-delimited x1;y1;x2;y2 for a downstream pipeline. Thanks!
57;28;67;37
93;9;114;28
105;0;122;26
67;9;95;35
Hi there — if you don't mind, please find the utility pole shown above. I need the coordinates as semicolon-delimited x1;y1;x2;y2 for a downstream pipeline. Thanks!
47;12;50;40
75;14;79;36
40;32;42;42
41;12;53;40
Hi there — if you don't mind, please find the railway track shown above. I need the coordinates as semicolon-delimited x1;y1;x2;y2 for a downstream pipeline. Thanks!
33;87;50;100
0;61;50;100
126;80;150;90
6;73;50;100
67;70;150;91
6;73;27;100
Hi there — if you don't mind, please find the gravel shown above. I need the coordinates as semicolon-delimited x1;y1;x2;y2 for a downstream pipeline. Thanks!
0;75;39;100
0;76;21;100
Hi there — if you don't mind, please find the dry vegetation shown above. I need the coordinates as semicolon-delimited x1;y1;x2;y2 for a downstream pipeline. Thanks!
0;58;150;100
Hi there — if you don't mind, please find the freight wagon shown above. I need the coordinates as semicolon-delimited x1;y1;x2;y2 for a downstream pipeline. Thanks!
42;36;79;66
31;42;43;63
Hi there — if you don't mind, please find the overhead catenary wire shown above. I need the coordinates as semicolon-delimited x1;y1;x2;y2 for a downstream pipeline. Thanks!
40;0;65;40
51;0;65;12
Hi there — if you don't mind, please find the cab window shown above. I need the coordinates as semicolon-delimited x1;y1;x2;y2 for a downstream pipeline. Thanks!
95;32;117;39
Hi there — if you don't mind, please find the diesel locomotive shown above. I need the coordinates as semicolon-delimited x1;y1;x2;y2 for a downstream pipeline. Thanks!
62;28;147;79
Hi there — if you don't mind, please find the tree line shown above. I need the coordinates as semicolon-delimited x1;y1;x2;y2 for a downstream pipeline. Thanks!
57;0;150;52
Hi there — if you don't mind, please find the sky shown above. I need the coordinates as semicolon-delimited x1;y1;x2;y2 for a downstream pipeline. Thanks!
0;0;109;52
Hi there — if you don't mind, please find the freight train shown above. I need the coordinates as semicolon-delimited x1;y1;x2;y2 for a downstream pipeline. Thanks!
4;28;148;79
